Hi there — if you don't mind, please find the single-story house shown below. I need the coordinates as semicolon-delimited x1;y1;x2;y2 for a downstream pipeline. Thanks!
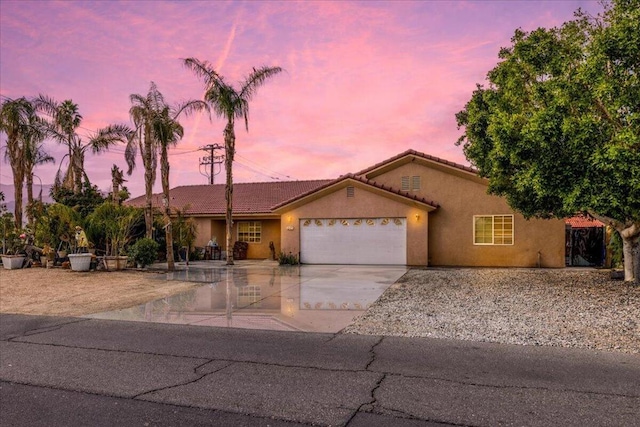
128;149;566;267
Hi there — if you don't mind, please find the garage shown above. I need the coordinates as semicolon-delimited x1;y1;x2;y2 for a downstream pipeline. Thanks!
300;218;406;265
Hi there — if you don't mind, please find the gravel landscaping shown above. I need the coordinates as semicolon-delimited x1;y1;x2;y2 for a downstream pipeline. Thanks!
343;268;640;354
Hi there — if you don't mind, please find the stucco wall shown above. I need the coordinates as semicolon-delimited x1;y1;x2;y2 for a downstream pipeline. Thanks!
279;183;430;265
194;218;213;248
198;218;280;259
367;161;566;267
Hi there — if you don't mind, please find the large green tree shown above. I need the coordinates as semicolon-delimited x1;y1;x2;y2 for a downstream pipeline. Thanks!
456;0;640;282
183;58;283;264
125;82;207;270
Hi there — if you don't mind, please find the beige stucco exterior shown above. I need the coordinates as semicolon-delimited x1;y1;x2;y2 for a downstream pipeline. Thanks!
361;157;566;267
184;152;565;267
277;180;433;265
193;217;281;259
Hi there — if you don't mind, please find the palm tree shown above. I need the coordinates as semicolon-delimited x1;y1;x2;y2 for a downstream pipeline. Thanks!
34;96;131;194
183;58;283;264
23;127;54;226
155;107;184;271
127;83;165;239
0;97;39;229
126;82;208;270
110;165;126;205
33;97;81;191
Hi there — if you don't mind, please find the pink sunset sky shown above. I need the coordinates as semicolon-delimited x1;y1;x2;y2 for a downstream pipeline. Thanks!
1;0;604;200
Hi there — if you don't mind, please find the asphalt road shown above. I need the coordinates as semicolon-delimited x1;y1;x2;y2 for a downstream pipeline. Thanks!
1;314;638;426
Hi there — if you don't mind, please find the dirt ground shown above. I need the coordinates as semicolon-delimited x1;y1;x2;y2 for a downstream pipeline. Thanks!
0;267;199;317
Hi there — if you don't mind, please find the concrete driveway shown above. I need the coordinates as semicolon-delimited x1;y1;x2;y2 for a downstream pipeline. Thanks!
88;263;408;333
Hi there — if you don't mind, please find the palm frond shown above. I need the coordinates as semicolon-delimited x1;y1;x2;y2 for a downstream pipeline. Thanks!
183;57;225;88
239;66;283;102
172;99;210;120
32;94;59;118
89;124;133;154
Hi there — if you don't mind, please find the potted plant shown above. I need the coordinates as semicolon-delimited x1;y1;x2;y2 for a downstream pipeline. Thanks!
42;244;55;268
33;203;78;263
128;237;159;268
87;202;142;270
1;232;26;270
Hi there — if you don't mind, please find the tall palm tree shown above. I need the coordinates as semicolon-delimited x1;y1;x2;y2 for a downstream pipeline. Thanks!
23;126;54;226
33;97;81;191
127;83;165;239
126;82;208;270
155;107;185;271
34;96;131;194
183;58;283;265
0;97;39;229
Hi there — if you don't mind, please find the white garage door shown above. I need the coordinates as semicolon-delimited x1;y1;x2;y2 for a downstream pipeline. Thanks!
300;218;406;265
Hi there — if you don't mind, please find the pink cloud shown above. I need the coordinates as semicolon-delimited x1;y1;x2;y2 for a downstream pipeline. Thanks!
1;0;605;200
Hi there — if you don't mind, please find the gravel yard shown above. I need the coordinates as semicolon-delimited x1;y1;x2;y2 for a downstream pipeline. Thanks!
0;268;199;317
343;268;640;354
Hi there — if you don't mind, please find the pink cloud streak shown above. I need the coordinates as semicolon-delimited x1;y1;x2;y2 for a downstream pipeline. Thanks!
1;0;604;200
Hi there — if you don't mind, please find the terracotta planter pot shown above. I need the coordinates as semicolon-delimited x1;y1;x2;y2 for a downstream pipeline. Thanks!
104;255;129;271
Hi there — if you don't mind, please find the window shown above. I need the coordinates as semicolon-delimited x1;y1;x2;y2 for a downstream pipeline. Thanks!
238;221;262;243
401;176;421;191
474;215;513;245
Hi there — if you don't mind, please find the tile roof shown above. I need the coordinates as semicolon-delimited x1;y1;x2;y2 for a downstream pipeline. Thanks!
272;173;440;210
565;215;605;228
355;148;478;176
127;180;332;215
126;150;470;216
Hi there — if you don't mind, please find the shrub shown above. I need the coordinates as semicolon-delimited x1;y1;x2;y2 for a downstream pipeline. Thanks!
278;252;299;265
128;238;160;268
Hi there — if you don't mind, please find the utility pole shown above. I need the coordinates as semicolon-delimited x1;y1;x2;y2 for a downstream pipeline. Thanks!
199;144;224;185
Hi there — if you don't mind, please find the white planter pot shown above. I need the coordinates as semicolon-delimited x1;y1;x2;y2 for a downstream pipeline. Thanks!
68;253;92;271
1;255;26;270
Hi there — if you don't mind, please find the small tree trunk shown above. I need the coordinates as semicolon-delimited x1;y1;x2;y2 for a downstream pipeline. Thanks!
63;137;75;192
143;158;154;239
12;171;24;230
224;120;235;266
590;212;639;285
619;223;639;284
161;146;174;271
73;146;83;194
142;127;155;239
634;240;640;286
26;173;34;226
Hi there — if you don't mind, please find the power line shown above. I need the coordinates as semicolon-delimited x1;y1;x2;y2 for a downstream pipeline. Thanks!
235;152;294;180
235;160;283;181
199;144;224;184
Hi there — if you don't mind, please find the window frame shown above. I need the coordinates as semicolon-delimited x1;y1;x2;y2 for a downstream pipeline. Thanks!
237;221;262;243
473;215;514;245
